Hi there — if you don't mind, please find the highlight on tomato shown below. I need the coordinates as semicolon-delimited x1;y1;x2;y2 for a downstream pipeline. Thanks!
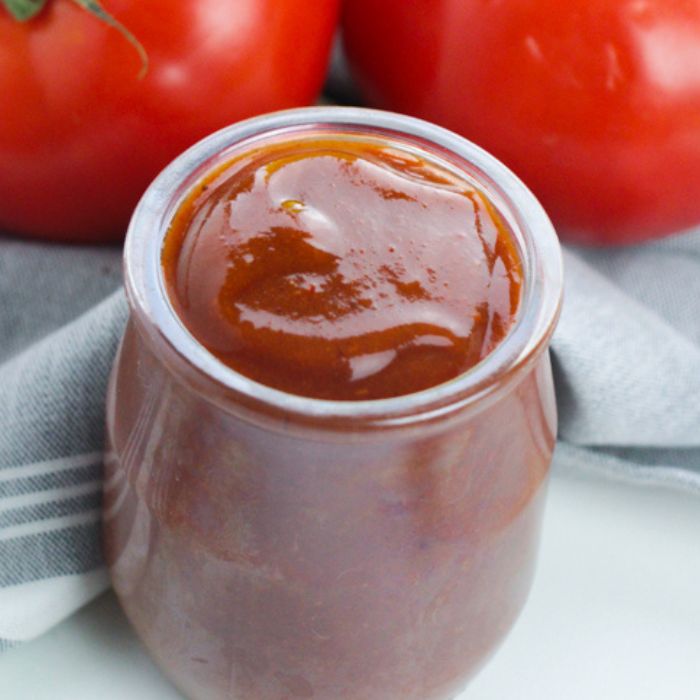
342;0;700;245
0;0;339;242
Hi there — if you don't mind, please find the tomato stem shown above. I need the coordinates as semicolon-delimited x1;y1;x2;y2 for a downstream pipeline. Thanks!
2;0;48;21
2;0;148;79
71;0;148;79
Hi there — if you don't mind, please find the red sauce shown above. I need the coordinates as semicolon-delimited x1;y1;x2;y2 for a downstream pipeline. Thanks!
107;128;557;700
162;137;522;400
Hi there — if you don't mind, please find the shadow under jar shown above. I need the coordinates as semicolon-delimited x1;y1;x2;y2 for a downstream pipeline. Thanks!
103;107;563;700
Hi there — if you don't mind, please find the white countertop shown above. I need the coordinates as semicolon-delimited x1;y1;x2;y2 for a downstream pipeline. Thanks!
2;471;699;699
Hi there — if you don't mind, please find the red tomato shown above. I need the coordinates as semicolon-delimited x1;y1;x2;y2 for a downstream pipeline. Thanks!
0;0;339;242
342;0;700;245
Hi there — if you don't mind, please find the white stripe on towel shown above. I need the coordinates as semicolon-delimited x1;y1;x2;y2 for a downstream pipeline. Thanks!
0;481;102;516
0;452;103;483
0;510;101;542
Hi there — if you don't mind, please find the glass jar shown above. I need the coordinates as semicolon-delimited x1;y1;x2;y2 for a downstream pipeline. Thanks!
103;107;563;700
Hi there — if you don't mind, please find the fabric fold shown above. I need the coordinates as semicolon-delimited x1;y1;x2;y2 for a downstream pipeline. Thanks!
553;246;700;447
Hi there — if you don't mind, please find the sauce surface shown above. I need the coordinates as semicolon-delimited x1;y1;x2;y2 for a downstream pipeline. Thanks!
162;136;522;400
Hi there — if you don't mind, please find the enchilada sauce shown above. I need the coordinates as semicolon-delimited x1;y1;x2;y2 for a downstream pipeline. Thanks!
162;137;522;399
106;133;554;700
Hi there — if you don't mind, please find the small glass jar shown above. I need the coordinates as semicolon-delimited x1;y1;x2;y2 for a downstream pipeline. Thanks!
103;107;562;700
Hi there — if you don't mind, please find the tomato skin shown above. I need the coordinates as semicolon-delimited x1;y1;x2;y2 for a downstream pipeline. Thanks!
0;0;339;242
342;0;700;245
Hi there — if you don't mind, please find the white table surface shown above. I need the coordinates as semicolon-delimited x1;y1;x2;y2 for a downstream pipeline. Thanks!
2;470;699;700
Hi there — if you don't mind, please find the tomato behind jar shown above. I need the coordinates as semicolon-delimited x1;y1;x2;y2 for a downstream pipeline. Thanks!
342;0;700;245
0;0;339;242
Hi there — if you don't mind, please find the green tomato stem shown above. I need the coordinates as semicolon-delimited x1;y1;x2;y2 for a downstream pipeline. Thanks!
2;0;149;79
2;0;48;21
71;0;148;79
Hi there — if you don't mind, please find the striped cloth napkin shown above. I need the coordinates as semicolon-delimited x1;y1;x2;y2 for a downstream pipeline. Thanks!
0;241;124;651
1;227;699;652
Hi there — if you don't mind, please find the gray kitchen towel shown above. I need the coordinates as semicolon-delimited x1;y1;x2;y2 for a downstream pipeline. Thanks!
0;240;124;650
1;228;699;650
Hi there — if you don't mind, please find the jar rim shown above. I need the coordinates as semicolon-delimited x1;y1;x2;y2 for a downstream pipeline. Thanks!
124;106;563;428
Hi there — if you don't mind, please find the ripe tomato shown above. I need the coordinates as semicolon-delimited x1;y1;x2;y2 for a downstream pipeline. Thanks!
342;0;700;245
0;0;339;242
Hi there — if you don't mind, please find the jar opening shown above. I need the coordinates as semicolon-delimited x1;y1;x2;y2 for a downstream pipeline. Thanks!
124;107;562;427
